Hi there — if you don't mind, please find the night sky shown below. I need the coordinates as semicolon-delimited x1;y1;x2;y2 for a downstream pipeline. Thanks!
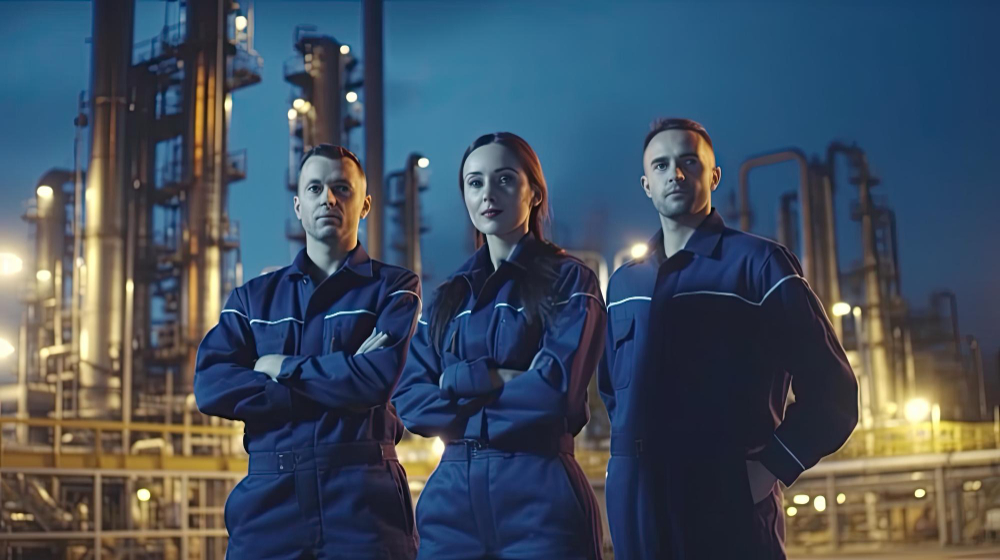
1;0;997;390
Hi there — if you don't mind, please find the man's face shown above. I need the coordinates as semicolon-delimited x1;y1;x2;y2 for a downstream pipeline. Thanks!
294;155;370;245
641;129;721;219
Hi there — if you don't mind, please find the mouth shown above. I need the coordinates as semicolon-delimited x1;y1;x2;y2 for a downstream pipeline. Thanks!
316;214;343;224
481;208;504;219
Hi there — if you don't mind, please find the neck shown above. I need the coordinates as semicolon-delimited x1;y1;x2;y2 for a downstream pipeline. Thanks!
484;227;529;272
659;207;711;259
305;235;357;281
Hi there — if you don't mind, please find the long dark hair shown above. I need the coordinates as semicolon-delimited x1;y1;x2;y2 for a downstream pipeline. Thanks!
429;132;564;353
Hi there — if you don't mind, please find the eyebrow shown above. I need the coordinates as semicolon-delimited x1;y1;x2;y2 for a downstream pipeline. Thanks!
650;153;700;164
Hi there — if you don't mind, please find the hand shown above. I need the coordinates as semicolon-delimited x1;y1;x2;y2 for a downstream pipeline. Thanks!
355;328;390;355
254;354;288;380
745;460;777;504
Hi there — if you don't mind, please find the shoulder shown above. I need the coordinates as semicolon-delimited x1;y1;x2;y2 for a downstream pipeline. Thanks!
238;264;292;296
371;260;420;288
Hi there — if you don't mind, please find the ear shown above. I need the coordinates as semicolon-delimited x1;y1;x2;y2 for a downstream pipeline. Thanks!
711;166;722;192
293;195;302;220
360;194;372;219
640;175;653;199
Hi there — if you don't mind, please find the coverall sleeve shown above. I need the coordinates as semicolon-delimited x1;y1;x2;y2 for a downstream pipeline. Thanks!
596;288;618;420
754;246;860;486
391;318;490;439
276;272;422;410
194;288;293;422
485;266;607;440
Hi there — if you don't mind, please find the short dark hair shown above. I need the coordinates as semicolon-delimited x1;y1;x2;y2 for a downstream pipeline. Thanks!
643;118;714;153
298;143;366;180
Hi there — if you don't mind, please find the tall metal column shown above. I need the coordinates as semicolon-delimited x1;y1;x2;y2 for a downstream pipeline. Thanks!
182;0;228;391
363;0;384;258
80;0;135;417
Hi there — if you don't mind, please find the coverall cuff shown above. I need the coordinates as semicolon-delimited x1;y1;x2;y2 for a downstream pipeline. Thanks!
755;433;806;487
275;355;307;382
264;377;293;411
440;357;498;400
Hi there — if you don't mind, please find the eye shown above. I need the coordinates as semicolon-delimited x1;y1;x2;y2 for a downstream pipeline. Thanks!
499;174;514;185
307;183;322;193
654;163;667;171
336;184;350;193
685;158;698;166
468;178;483;188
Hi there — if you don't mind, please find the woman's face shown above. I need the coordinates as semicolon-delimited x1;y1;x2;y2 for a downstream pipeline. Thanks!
462;142;536;240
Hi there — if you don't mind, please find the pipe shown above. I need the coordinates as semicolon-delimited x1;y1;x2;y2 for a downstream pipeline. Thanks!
363;0;384;259
776;191;797;255
183;0;228;392
969;336;986;420
738;149;814;283
403;154;424;278
72;91;86;404
303;36;343;147
828;143;892;421
80;0;135;417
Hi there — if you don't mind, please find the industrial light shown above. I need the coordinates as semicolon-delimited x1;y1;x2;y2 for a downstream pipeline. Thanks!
0;253;23;275
292;98;306;111
630;243;648;259
813;495;827;512
914;488;926;499
0;338;14;359
36;269;52;282
793;494;810;505
340;44;350;55
299;101;312;113
287;109;297;121
964;480;982;492
36;185;53;198
837;493;846;504
137;488;151;502
235;15;248;31
224;95;232;112
417;157;430;169
832;302;852;317
904;398;931;423
786;506;798;517
345;91;358;103
852;306;862;318
431;437;445;457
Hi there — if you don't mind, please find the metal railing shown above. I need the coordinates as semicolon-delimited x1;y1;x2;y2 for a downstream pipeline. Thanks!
0;416;245;472
133;24;186;66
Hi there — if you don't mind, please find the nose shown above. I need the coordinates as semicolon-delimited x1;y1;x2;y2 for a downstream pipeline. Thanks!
323;186;338;206
672;165;685;183
481;179;496;202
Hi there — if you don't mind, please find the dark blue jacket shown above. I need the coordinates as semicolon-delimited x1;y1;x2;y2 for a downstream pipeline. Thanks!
195;244;421;446
599;210;858;558
393;235;606;448
193;244;422;558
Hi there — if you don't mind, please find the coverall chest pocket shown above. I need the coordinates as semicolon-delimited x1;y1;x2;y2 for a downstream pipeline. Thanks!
492;307;541;369
611;316;636;389
322;311;378;355
250;320;299;357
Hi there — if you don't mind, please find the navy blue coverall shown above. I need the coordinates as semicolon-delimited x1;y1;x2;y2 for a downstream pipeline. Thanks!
599;210;859;559
392;235;606;559
195;245;422;559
